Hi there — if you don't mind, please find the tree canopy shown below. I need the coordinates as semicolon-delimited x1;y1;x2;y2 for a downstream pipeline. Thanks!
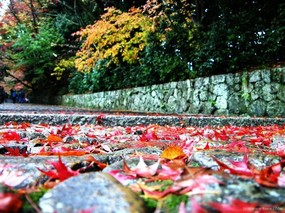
0;0;284;98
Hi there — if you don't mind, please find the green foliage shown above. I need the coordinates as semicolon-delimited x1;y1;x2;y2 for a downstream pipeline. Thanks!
144;197;158;210
192;0;285;76
11;19;64;91
69;1;197;94
263;3;285;62
162;194;188;213
21;188;48;213
55;14;80;39
53;57;75;80
143;192;188;212
140;45;190;83
3;0;284;97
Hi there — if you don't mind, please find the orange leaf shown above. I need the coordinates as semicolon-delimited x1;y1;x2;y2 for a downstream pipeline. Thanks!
47;134;63;143
85;156;107;170
161;145;186;160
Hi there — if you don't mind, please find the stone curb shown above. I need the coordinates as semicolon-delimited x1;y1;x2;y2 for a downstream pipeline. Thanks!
0;112;284;126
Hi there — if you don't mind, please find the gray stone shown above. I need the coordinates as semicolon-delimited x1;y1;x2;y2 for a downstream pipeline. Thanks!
169;81;177;88
249;71;261;83
225;73;235;86
248;100;266;117
200;101;216;115
215;96;227;109
182;88;193;100
186;104;200;114
271;68;284;83
186;79;192;88
282;68;285;83
199;90;209;101
36;67;285;117
277;85;285;102
203;77;210;86
262;84;275;101
250;90;260;101
228;94;247;114
211;75;225;84
233;84;241;92
261;70;271;83
271;83;280;94
151;90;157;97
213;83;228;97
233;73;241;84
266;100;285;117
167;95;179;112
214;108;229;116
192;90;200;106
194;77;204;88
39;172;147;213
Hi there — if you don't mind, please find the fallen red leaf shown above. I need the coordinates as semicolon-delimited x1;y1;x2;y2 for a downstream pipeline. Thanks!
254;160;285;188
2;131;21;141
38;155;79;181
4;147;28;157
96;114;105;125
209;199;257;213
213;155;254;177
140;130;159;142
0;192;22;213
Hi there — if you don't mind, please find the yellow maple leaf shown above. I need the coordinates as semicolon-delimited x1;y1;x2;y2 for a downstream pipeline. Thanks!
161;145;186;160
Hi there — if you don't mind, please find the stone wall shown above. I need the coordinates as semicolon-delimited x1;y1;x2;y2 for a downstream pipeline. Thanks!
58;67;285;117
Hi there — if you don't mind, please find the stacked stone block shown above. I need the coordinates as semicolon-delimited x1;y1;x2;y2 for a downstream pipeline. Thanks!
60;68;285;117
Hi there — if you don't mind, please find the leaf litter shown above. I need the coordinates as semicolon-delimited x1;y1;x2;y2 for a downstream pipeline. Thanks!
0;121;284;212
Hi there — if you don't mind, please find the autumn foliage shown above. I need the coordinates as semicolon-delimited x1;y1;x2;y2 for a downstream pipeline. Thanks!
75;7;154;72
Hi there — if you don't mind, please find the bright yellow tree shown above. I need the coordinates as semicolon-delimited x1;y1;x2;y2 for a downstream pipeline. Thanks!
74;7;155;72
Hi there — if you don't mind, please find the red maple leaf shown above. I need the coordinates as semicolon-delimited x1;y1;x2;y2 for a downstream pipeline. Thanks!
209;199;258;213
4;147;28;157
254;160;285;187
96;114;105;125
2;131;21;141
214;155;285;187
38;155;79;181
140;131;159;142
213;155;254;177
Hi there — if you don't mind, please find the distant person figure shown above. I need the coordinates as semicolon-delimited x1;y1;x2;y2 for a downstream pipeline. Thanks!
17;89;26;103
11;89;17;103
0;86;5;103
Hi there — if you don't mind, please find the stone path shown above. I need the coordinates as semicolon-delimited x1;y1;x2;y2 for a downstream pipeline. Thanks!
0;103;285;212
